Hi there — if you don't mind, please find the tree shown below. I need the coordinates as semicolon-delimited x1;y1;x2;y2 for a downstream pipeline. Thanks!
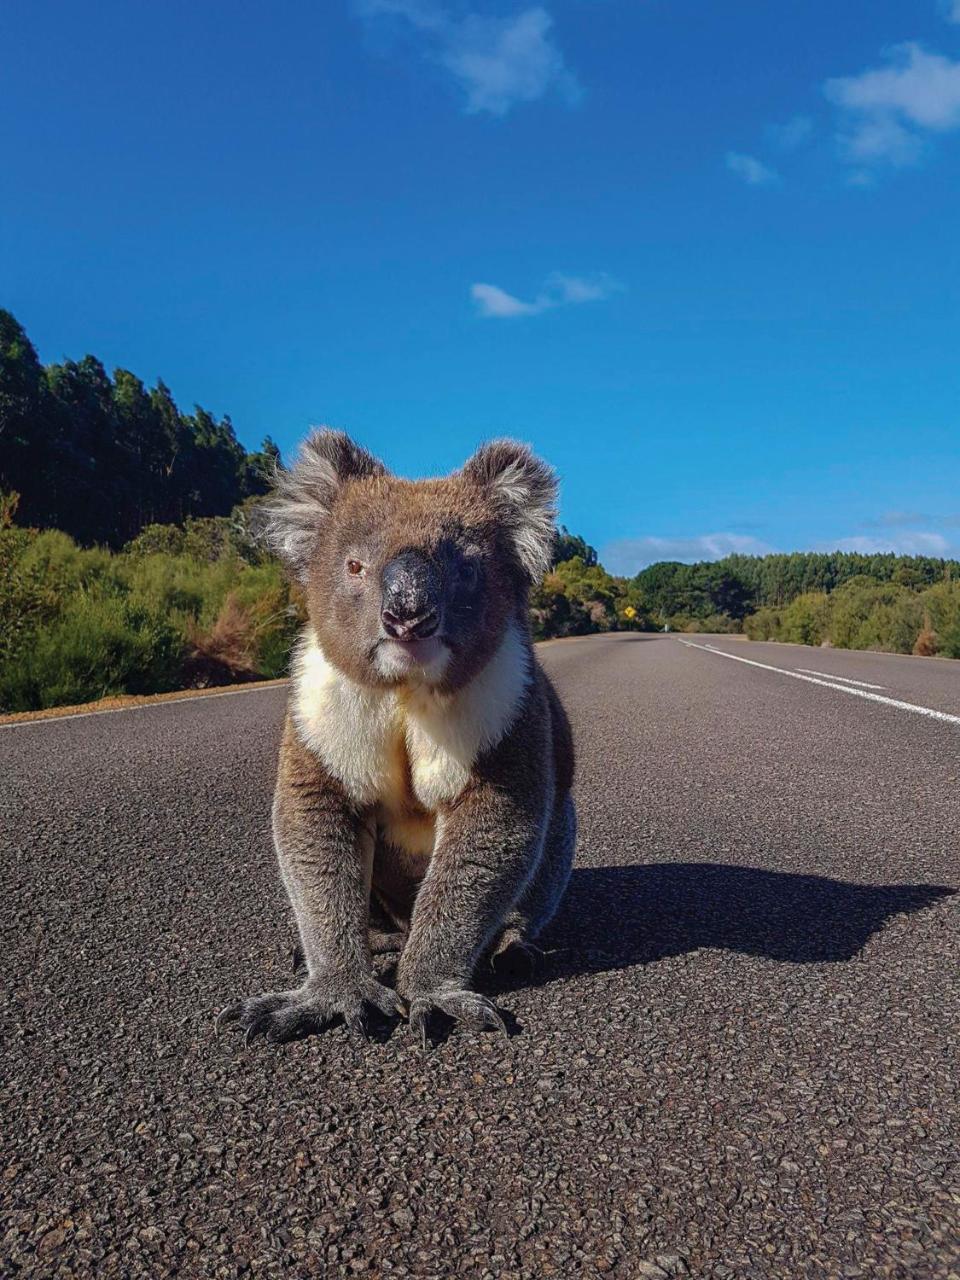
0;310;281;546
553;526;598;568
0;310;55;526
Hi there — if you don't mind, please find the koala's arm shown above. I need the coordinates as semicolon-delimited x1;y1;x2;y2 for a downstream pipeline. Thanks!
396;686;553;1033
218;718;403;1042
272;719;373;979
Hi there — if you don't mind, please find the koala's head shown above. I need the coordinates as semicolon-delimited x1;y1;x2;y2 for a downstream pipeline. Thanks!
265;430;557;691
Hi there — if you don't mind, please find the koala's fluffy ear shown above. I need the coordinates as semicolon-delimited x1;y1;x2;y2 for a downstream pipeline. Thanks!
265;429;387;579
462;439;558;582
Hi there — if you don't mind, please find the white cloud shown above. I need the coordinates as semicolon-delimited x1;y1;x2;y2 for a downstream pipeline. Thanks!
471;272;622;318
863;510;931;528
470;283;544;317
356;2;579;116
826;531;952;556
941;0;960;24
767;115;813;149
725;151;780;186
824;42;960;170
602;533;776;576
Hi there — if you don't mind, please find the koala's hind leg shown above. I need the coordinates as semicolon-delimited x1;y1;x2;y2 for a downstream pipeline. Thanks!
493;792;576;970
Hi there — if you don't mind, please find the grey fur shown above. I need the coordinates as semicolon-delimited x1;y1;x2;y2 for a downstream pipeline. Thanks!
263;429;387;582
218;433;576;1048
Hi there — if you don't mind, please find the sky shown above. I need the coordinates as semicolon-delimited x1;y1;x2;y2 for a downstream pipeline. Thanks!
2;0;959;573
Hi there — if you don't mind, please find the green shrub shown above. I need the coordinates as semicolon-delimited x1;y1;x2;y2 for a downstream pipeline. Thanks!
123;523;187;558
743;606;782;641
778;592;832;646
918;580;960;657
0;527;56;666
852;593;923;654
120;551;238;624
682;613;742;635
18;529;118;593
0;593;182;711
828;577;920;652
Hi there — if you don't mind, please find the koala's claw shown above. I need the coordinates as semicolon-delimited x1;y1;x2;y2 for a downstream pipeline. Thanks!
408;989;508;1048
217;976;405;1046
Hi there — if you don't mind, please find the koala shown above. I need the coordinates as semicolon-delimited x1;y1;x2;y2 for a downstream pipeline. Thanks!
218;430;575;1047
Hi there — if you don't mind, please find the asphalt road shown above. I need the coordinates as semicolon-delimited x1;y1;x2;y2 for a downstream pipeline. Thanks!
2;633;958;1279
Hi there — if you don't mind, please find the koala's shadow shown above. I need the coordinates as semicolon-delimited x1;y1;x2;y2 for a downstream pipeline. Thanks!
484;860;955;998
583;633;657;642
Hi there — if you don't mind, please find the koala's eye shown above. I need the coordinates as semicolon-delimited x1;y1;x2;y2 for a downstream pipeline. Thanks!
459;561;479;590
346;559;366;578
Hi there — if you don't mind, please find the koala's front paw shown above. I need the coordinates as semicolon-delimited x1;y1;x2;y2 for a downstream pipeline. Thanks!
407;988;507;1049
216;973;406;1046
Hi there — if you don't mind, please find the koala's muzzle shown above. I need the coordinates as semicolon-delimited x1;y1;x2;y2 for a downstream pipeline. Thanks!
380;550;442;641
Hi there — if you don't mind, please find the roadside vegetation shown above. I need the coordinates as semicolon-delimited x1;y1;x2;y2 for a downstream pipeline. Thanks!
743;578;960;658
1;307;957;712
3;505;956;714
0;510;303;712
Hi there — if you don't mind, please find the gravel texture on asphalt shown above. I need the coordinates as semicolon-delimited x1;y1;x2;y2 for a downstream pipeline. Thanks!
2;633;958;1279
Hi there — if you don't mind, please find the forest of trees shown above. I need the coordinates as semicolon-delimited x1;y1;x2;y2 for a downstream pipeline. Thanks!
1;308;958;712
633;551;959;624
0;309;278;546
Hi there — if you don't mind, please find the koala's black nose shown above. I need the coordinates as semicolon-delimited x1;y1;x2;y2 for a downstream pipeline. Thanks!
380;550;441;640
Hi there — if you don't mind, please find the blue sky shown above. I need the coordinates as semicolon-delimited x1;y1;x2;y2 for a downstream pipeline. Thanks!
2;0;959;572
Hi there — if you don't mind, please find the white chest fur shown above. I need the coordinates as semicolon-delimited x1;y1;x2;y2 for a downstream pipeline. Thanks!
291;622;531;815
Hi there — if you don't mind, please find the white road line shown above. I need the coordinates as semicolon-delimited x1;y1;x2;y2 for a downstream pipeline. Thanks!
0;681;288;731
797;669;885;690
677;639;960;728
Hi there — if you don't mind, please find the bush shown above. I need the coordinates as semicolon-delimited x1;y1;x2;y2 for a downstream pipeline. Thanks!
677;613;741;635
529;579;596;639
778;592;831;646
0;528;55;667
743;607;782;641
918;580;960;658
18;529;117;593
0;520;305;711
183;580;303;686
121;551;238;624
913;623;938;657
828;577;920;653
742;574;960;658
0;594;182;711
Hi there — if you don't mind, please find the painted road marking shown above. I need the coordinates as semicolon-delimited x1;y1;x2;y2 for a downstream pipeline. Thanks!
677;639;960;728
797;669;885;690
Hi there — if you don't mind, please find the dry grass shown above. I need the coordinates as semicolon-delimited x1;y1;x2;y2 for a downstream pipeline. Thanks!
913;626;939;657
183;592;265;687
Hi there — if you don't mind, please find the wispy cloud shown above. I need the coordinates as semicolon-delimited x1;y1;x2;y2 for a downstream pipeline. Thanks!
470;283;542;317
767;115;813;150
824;42;960;172
826;531;952;556
862;510;932;529
602;533;776;576
941;0;960;24
356;2;580;116
471;272;622;318
602;524;956;575
725;151;780;187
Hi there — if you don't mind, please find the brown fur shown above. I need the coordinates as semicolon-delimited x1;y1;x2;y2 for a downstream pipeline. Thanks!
218;431;576;1047
305;473;524;693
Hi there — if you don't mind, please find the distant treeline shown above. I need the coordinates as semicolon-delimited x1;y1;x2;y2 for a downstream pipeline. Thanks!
0;309;278;547
633;552;959;623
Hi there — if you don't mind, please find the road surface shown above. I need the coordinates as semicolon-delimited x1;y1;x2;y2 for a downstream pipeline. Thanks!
2;634;958;1278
